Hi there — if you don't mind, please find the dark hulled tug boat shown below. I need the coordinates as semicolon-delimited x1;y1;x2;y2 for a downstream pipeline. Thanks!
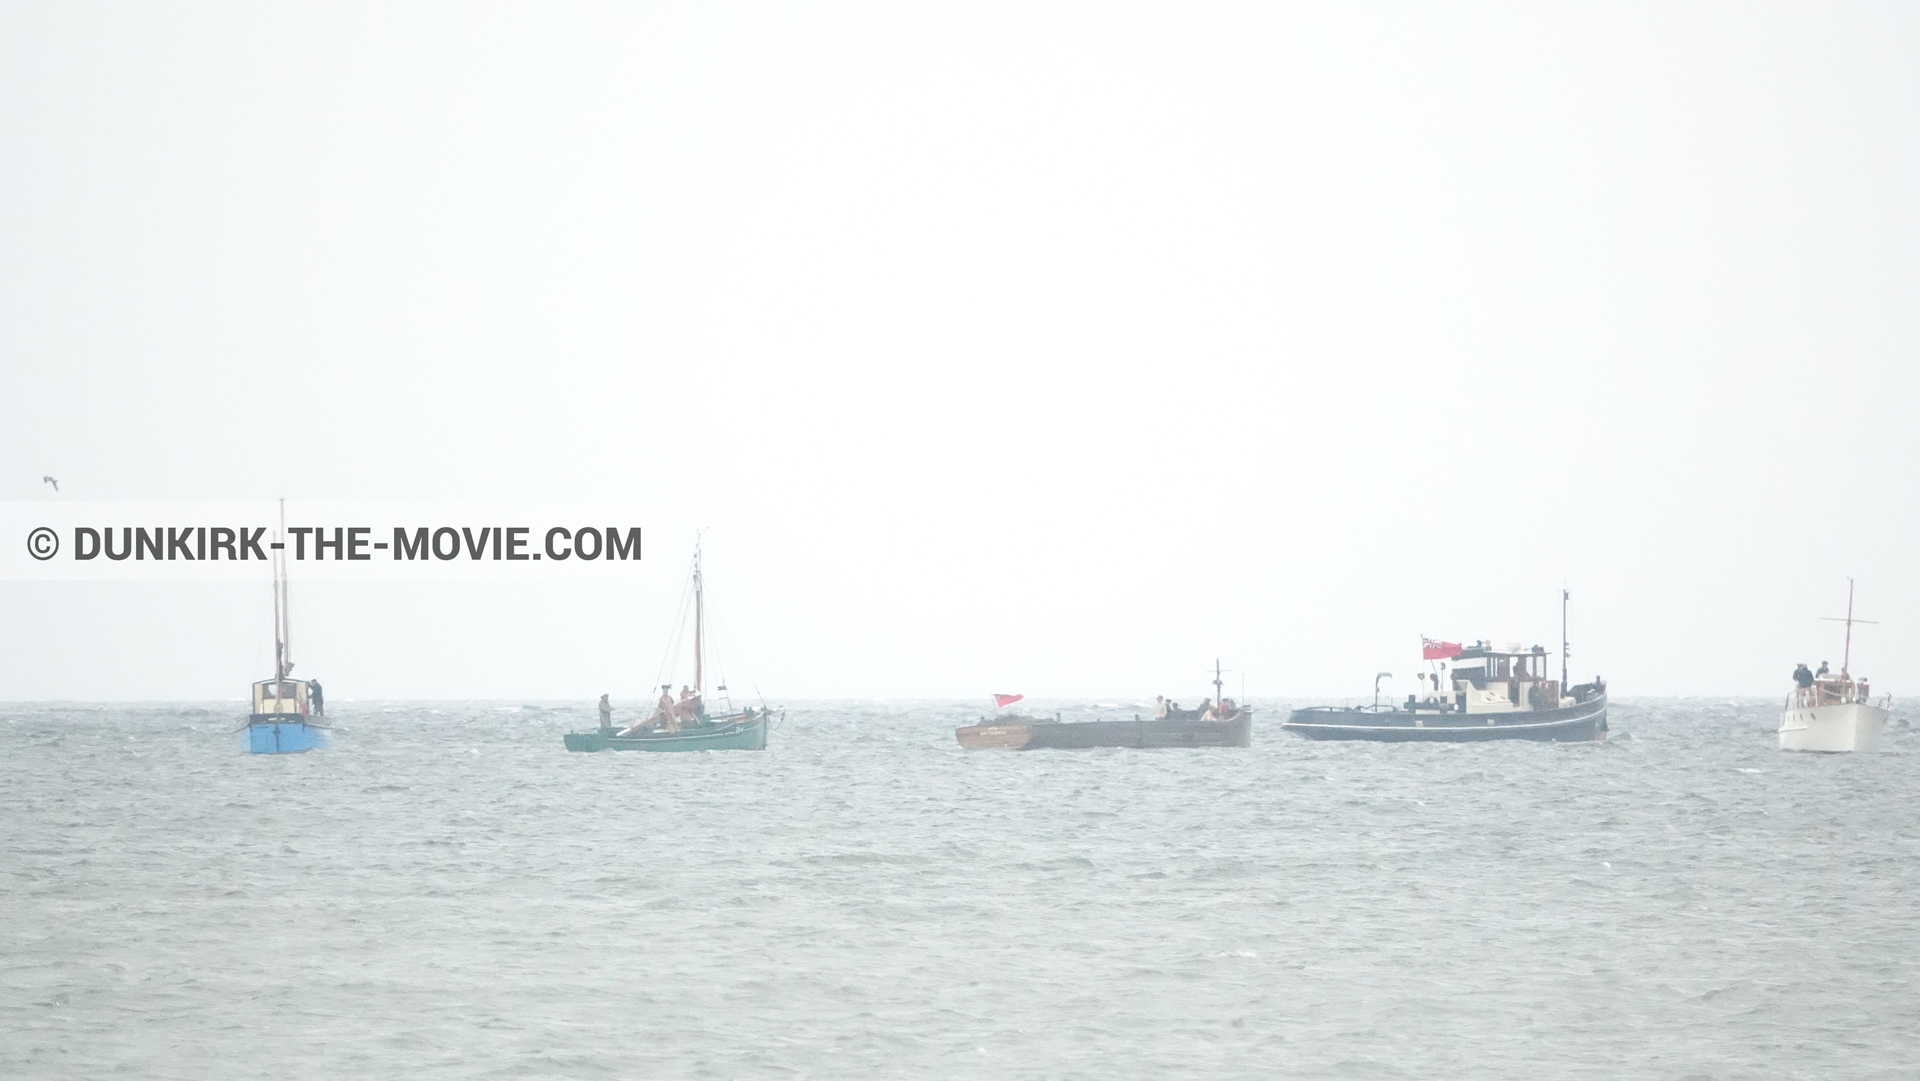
1282;593;1607;743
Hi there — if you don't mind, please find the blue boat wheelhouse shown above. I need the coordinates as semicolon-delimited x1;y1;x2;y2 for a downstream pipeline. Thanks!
246;676;328;754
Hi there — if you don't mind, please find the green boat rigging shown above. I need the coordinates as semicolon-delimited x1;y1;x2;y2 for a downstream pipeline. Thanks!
563;536;776;753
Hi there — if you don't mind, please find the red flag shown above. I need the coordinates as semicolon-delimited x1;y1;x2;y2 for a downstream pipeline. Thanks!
1422;638;1462;660
993;693;1024;709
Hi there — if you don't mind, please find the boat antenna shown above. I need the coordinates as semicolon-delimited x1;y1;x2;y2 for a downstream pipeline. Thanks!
1821;577;1877;676
1213;658;1224;705
1560;586;1569;691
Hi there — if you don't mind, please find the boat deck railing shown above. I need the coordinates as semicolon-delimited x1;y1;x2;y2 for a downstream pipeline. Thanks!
1788;685;1890;710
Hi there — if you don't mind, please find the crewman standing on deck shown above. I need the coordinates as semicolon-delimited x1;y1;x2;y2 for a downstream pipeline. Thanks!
598;694;612;731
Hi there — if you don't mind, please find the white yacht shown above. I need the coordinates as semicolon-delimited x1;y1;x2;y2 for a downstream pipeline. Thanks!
1779;580;1890;752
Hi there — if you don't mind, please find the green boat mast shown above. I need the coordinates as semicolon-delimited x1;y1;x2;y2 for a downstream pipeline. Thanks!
692;540;704;701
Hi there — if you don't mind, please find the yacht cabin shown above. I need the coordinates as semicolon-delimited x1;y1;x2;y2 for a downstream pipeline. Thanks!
1797;671;1874;709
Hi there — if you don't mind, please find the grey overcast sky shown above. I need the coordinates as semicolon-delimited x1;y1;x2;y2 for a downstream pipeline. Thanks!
3;3;1917;701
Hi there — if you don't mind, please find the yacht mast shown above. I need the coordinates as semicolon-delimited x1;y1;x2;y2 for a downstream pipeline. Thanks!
1820;578;1876;678
1843;578;1855;675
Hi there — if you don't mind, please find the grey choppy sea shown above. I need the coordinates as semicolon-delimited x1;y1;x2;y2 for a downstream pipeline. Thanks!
3;699;1917;1080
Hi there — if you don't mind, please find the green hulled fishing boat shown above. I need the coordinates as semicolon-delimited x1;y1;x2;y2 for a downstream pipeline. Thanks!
563;715;767;752
564;538;778;753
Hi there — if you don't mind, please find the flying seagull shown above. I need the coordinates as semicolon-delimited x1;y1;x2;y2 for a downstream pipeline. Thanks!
43;476;58;492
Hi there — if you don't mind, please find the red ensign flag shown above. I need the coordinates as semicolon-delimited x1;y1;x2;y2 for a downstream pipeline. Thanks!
993;693;1024;708
1422;638;1462;660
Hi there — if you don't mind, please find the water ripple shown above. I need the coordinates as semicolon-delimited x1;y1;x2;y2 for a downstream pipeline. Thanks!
1;698;1916;1078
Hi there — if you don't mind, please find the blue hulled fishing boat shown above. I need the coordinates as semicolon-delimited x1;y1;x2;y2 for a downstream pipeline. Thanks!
239;502;330;754
244;677;328;753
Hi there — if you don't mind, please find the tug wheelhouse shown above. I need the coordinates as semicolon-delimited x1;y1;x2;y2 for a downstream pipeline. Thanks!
1430;643;1572;714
